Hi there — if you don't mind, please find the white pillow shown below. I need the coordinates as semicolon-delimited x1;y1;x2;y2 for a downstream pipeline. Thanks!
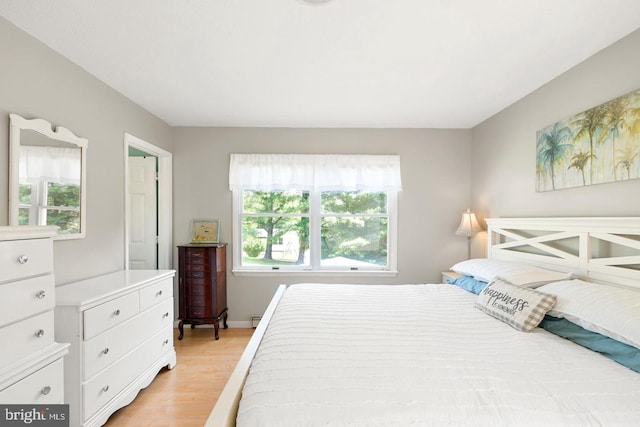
451;258;572;288
538;279;640;350
475;278;557;332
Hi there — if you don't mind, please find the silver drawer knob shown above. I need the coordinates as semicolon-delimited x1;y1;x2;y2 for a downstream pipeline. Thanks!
36;290;46;299
17;255;29;264
35;329;45;338
156;290;163;296
163;312;169;318
113;309;121;316
102;347;110;355
41;386;51;395
163;339;169;345
102;385;109;392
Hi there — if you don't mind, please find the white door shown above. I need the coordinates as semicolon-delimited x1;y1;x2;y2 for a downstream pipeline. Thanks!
128;156;157;269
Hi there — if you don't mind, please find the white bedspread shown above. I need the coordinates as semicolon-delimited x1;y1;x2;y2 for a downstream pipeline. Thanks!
236;283;640;426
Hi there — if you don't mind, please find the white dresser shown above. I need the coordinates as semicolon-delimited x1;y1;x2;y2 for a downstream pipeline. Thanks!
0;226;69;404
55;270;176;427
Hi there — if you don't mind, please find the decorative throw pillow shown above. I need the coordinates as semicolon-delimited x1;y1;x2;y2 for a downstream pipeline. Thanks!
475;278;557;332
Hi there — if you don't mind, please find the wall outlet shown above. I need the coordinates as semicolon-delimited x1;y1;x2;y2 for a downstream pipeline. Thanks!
251;315;262;328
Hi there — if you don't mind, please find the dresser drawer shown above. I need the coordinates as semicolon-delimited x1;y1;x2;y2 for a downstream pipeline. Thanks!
83;292;140;340
0;239;53;284
0;311;54;366
188;295;207;307
185;278;211;289
186;306;210;318
0;274;54;328
83;327;174;420
185;257;208;267
187;282;207;295
185;270;208;279
184;248;208;260
139;278;173;311
185;263;211;273
0;358;64;404
83;298;173;380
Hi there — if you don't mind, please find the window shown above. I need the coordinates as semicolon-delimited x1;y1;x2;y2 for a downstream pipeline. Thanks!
18;145;82;235
230;154;401;273
19;180;81;234
241;189;310;268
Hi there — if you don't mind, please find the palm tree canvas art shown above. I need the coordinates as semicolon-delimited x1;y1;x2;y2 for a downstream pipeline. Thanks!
536;88;640;192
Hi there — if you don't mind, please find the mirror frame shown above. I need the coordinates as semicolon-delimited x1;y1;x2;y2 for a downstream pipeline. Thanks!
9;114;88;239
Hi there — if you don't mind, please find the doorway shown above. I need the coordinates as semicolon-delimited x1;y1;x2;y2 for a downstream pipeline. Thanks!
124;133;173;270
128;154;157;268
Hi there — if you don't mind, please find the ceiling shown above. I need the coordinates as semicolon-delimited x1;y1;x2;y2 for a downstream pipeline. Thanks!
2;0;640;129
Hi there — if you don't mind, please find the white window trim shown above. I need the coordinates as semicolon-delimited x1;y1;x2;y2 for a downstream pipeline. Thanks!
231;189;398;276
229;153;401;276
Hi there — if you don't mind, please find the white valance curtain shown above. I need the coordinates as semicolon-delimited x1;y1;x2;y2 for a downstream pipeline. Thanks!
20;145;81;185
229;153;402;192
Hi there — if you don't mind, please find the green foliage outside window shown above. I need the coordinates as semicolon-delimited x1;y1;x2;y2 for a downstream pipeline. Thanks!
241;189;388;268
18;182;80;234
243;239;265;257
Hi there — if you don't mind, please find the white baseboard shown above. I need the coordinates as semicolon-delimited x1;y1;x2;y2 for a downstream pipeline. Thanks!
228;320;253;328
172;320;253;328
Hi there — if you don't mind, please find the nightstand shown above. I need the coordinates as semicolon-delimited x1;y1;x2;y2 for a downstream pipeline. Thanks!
441;271;463;284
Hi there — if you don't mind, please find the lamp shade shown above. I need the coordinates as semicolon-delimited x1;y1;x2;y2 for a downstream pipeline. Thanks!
455;209;482;237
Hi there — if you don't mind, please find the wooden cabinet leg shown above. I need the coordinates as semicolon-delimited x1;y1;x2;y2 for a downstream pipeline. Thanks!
223;311;229;329
214;320;220;340
178;320;184;340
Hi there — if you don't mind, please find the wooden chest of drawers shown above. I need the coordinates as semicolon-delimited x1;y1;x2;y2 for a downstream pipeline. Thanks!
177;244;228;340
0;226;69;404
55;270;176;427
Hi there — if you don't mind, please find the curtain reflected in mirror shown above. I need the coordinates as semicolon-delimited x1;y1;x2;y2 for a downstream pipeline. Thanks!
19;142;82;234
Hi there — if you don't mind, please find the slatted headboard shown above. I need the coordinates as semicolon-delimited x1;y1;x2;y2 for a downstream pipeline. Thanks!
486;217;640;290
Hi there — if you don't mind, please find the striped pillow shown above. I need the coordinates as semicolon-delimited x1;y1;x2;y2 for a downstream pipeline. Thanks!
475;278;557;332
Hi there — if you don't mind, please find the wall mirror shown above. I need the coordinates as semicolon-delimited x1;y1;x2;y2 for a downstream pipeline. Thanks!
9;114;88;239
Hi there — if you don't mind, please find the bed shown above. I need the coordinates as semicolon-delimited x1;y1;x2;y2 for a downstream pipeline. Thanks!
206;217;640;426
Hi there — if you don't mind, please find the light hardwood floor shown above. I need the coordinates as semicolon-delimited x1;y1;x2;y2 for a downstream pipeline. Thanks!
104;327;253;427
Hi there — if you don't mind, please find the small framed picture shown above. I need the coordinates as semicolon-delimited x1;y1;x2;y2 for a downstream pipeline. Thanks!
190;219;220;243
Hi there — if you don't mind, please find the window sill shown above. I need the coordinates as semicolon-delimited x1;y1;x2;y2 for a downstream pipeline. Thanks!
232;269;399;278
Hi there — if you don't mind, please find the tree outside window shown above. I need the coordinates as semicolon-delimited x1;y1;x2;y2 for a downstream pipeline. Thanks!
19;180;81;234
239;189;391;270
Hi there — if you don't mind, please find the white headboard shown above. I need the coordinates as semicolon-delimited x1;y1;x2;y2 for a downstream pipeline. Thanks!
486;217;640;289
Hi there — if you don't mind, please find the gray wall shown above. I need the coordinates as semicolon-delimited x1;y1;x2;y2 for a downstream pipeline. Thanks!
9;13;638;324
0;16;472;323
172;127;472;323
471;28;640;219
0;17;173;285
